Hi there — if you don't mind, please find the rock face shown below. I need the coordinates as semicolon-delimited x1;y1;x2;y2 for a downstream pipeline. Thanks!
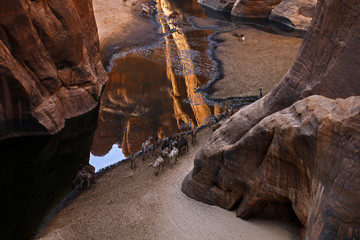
198;0;317;31
269;0;317;31
182;0;360;239
0;0;107;140
183;96;360;238
231;0;283;18
198;0;237;12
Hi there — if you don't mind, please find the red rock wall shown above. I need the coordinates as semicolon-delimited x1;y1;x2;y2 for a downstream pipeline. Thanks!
0;0;107;140
182;0;360;239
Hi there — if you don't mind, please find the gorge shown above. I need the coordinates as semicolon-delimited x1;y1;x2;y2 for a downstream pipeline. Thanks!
0;0;359;239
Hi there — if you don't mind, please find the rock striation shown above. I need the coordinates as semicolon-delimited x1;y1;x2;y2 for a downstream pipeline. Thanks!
269;0;317;31
0;0;107;140
182;0;360;239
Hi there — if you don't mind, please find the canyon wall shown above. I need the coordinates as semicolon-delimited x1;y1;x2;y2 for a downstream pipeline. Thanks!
182;0;360;239
0;0;107;140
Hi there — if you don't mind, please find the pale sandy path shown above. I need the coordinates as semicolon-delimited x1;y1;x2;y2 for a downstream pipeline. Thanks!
38;128;299;240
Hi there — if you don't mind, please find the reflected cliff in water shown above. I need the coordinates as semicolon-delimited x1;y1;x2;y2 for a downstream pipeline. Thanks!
91;0;224;164
0;107;99;240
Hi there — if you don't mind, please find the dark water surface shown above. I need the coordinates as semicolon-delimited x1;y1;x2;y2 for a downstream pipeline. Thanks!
0;0;302;239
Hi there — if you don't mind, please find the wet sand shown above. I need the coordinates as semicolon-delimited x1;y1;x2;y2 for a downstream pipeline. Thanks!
37;1;301;239
38;128;299;240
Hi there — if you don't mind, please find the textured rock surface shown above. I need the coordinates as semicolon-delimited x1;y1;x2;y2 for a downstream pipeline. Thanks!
182;96;360;239
0;0;107;140
198;0;237;12
231;0;283;18
269;0;317;31
182;0;360;239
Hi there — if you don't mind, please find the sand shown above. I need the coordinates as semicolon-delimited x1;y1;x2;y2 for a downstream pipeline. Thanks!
210;27;303;99
38;128;299;240
37;1;301;239
93;0;161;64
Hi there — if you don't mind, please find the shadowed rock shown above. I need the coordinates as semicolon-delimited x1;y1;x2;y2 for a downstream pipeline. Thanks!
0;0;107;140
182;0;360;239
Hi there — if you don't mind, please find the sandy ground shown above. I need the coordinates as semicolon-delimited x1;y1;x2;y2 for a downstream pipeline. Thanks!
211;27;302;98
93;0;161;65
38;128;299;240
37;2;302;239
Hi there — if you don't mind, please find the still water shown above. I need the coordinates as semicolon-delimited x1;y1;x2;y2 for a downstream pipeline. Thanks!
0;0;302;239
90;0;226;171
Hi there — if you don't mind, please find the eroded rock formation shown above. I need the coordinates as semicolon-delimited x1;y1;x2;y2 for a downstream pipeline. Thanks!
198;0;236;12
269;0;317;31
198;0;317;30
0;0;107;140
231;0;283;18
182;0;360;239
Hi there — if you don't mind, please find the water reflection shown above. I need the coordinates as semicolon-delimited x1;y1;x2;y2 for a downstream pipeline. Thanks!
91;0;222;163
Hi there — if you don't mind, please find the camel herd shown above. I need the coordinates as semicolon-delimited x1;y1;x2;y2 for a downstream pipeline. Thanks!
73;101;240;189
145;125;195;176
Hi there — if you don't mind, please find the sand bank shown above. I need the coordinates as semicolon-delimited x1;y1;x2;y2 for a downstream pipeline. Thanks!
210;27;302;99
38;128;299;239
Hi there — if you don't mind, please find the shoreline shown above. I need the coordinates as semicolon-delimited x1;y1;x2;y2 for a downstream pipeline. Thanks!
93;0;162;68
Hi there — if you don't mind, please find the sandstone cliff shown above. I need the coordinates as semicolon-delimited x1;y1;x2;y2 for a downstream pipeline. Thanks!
0;0;107;140
182;0;360;239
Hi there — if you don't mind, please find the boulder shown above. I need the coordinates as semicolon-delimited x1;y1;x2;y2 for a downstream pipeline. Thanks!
231;0;283;18
182;0;360;239
198;0;237;12
269;0;317;31
0;0;107;140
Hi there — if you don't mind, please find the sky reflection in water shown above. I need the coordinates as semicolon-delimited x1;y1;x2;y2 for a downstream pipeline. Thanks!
90;144;125;172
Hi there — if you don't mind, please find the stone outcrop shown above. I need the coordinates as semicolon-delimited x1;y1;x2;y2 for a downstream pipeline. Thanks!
198;0;317;31
231;0;283;18
0;0;107;140
198;0;236;12
269;0;317;31
182;0;360;239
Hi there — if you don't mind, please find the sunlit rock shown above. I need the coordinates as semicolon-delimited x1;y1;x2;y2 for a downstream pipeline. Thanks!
269;0;317;31
231;0;283;18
